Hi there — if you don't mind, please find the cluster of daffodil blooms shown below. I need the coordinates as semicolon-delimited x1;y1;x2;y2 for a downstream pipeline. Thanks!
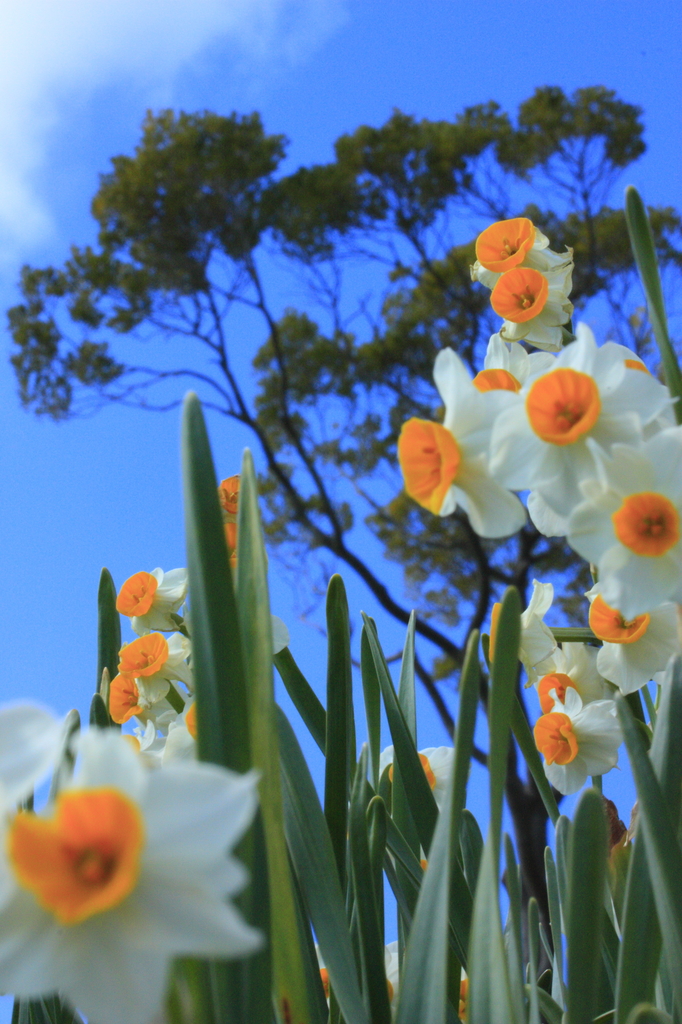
107;476;290;765
399;214;681;795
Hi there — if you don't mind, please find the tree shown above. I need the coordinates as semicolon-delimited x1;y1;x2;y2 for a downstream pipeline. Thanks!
9;87;682;923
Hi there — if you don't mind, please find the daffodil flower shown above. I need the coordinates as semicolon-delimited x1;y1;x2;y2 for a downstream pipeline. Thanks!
0;728;261;1024
568;429;682;618
490;324;671;519
472;333;555;397
398;347;526;538
379;745;453;811
116;568;188;635
585;584;680;695
533;687;621;795
384;939;400;1011
533;642;608;711
109;632;192;725
490;263;574;352
471;217;573;284
490;579;557;685
162;702;198;764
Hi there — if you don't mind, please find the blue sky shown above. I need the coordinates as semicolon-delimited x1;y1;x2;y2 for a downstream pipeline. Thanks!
0;0;679;1009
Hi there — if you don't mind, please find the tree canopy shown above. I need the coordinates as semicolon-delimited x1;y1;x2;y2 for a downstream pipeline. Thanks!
9;85;682;915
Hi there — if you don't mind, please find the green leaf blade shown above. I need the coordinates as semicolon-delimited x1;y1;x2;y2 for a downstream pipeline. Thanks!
277;707;370;1024
181;393;250;772
324;574;354;889
565;788;608;1024
488;587;522;857
625;185;682;421
618;694;682;1013
361;613;438;855
237;448;311;1024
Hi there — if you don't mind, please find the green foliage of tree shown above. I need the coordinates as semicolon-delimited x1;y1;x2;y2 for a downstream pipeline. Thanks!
8;85;682;918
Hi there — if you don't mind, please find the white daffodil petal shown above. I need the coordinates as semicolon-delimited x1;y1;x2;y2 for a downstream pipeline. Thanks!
527;491;569;537
124;876;262;957
72;728;147;800
59;924;170;1024
0;892;61;996
649;430;682;504
545;759;588;796
519;620;557;669
0;706;64;806
489;404;542;491
600;549;682;620
144;764;259;861
162;721;196;763
453;462;526;538
433;347;474;413
524;580;554;621
568;503;619;567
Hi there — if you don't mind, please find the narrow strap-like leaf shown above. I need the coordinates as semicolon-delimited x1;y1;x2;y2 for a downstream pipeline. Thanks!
504;835;525;1020
367;796;387;945
360;625;382;789
97;568;121;701
349;747;392;1024
47;709;80;803
618;696;682;1013
450;632;480;847
237;449;310;1024
544;847;566;1007
398;612;417;742
181;394;250;772
181;397;255;1024
625;186;682;421
467;837;515;1024
274;647;326;754
488;587;522;858
565;788;608;1024
527;898;541;1024
89;693;110;729
535;988;564;1024
616;658;682;1023
277;707;370;1024
395;698;458;1024
459;810;483;895
325;574;354;889
362;613;438;854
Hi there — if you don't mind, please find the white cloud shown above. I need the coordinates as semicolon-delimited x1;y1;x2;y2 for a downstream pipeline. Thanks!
0;0;346;251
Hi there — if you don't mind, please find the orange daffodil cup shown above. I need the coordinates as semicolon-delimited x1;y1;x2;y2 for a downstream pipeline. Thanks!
586;583;680;695
116;567;188;635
